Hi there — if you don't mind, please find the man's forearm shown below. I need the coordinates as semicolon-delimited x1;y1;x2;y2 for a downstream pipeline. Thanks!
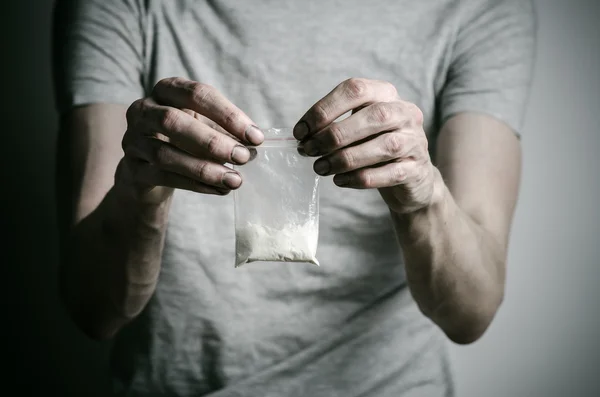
392;169;506;344
60;186;171;340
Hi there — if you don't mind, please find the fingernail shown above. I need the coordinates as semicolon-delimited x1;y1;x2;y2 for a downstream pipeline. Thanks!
313;159;330;175
297;146;308;157
222;172;242;189
245;125;264;145
304;140;319;156
294;121;309;140
334;174;349;186
248;147;258;161
231;145;250;164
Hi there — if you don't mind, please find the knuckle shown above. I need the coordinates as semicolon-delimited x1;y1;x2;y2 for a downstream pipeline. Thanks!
391;164;408;184
153;142;171;165
153;78;169;93
385;81;398;98
312;102;329;125
152;77;176;97
415;108;424;126
191;82;214;104
135;98;154;126
344;78;368;100
121;129;134;152
221;107;240;127
370;102;395;124
206;133;226;156
327;124;345;148
384;133;405;155
339;149;356;169
159;108;181;131
407;102;424;125
169;77;187;86
156;77;176;87
356;170;372;188
191;161;209;181
126;99;143;123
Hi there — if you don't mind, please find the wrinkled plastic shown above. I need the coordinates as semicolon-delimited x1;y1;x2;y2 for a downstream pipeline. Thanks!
233;128;320;267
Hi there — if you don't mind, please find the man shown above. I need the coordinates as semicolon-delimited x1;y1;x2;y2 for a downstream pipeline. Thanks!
53;0;536;395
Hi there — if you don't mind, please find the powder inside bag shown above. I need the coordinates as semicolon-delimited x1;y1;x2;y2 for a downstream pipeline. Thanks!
235;221;319;267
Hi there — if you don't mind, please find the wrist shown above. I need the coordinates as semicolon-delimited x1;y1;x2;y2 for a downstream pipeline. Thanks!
393;166;448;225
428;166;447;210
106;182;173;239
112;181;173;213
114;156;175;206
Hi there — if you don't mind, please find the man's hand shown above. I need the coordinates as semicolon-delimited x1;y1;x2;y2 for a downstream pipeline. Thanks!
119;77;264;204
295;79;522;344
57;78;265;339
293;78;441;214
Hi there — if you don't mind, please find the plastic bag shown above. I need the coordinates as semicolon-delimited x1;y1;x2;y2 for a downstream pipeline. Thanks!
233;127;320;267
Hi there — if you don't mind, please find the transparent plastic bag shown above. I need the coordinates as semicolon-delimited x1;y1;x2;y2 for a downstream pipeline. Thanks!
233;128;320;267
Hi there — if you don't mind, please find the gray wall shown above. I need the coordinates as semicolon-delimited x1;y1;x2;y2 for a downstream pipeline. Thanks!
4;0;598;395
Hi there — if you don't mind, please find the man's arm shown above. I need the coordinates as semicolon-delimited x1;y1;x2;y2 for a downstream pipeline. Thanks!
53;1;264;340
292;0;533;343
390;0;534;343
57;81;263;341
393;112;521;344
293;75;525;344
56;104;171;340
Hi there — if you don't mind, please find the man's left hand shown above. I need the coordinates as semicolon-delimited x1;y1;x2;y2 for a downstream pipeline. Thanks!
294;78;442;214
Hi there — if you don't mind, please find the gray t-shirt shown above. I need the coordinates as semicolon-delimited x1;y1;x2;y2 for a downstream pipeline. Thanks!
54;0;535;396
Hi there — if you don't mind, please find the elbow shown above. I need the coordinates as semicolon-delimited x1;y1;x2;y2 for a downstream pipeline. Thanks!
73;311;120;342
435;290;504;345
444;323;489;345
83;326;119;342
59;298;121;342
56;222;126;341
71;314;119;342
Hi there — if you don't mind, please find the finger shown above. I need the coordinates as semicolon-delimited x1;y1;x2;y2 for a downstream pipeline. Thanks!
313;131;417;176
152;77;264;145
332;161;417;189
128;98;252;165
135;161;231;196
303;101;411;156
293;78;397;141
181;108;247;150
126;137;243;190
181;108;234;138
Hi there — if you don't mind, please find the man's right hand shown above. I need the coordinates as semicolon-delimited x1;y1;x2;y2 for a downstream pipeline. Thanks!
117;77;264;204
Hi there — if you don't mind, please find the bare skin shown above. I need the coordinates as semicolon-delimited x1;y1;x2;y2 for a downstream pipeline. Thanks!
57;77;264;339
58;77;520;344
294;78;521;344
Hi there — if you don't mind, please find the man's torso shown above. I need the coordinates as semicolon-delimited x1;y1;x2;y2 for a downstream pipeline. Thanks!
110;1;461;395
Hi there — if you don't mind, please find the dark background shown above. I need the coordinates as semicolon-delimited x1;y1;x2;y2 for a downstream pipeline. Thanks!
3;1;599;396
3;1;110;395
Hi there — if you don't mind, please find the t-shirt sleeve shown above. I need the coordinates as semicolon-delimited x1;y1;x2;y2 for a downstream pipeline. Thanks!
439;0;537;137
52;0;146;115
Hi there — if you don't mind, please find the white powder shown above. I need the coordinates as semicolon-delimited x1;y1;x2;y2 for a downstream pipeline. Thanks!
235;221;319;267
